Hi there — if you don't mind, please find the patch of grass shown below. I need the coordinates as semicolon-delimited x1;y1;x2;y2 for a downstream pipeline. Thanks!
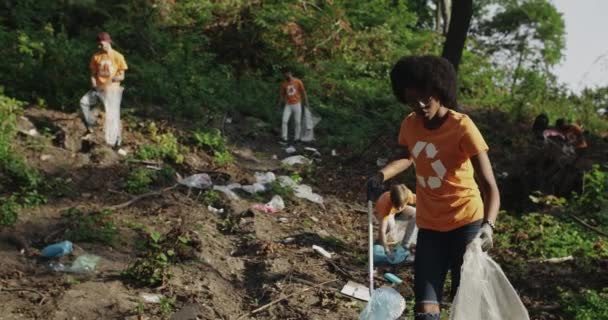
159;297;175;316
561;288;608;320
302;218;314;229
125;166;176;194
61;208;118;245
136;123;187;164
0;196;20;226
201;190;221;207
217;215;240;234
123;228;201;287
192;129;233;166
125;168;155;194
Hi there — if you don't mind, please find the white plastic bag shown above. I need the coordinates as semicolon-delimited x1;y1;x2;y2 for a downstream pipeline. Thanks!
281;155;312;166
359;287;405;320
300;106;321;142
450;239;530;320
101;86;124;146
178;173;212;189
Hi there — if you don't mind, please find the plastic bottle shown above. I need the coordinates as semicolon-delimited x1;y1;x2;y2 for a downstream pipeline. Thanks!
41;241;73;258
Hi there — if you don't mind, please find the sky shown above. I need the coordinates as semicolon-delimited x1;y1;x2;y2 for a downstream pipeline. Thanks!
552;0;608;92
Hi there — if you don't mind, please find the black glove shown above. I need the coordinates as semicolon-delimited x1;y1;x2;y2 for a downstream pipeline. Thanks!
365;172;384;201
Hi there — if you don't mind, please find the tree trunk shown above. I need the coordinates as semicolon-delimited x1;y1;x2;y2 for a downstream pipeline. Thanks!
442;0;473;72
435;0;442;34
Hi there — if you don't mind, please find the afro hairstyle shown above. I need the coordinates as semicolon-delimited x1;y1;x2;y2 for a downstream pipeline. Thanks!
390;55;458;109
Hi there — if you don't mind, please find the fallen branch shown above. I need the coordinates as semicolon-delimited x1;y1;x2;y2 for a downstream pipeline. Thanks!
531;256;574;264
236;279;337;320
569;214;608;237
106;184;178;210
1;287;46;305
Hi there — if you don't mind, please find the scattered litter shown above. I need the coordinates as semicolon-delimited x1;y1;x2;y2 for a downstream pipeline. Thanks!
285;146;297;154
341;281;371;302
178;173;212;189
384;273;402;284
27;128;39;136
251;195;285;213
207;205;224;214
278;176;324;205
242;183;266;194
498;171;509;178
294;184;324;204
312;245;332;258
213;185;240;200
20;249;25;255
40;154;52;161
41;240;73;258
225;117;233;124
376;158;388;167
49;254;101;273
117;148;128;156
227;183;242;190
304;147;321;157
278;217;289;223
405;255;415;264
140;293;164;304
318;229;330;238
278;175;298;188
66;254;101;273
272;154;278;160
331;149;337;156
282;237;295;244
359;287;406;320
281;155;312;166
310;216;319;223
254;172;276;184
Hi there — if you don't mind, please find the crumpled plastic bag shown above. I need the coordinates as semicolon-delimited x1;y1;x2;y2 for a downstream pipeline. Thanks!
254;172;276;185
281;155;312;166
178;173;212;189
359;287;405;320
251;195;285;213
277;176;324;205
450;239;530;320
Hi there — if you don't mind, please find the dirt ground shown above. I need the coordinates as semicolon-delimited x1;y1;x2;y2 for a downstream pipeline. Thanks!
0;107;606;319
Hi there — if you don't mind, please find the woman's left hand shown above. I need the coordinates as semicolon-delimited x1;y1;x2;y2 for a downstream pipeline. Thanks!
477;222;494;251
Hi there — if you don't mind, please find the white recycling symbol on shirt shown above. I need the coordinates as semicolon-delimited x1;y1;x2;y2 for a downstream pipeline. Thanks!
412;141;447;189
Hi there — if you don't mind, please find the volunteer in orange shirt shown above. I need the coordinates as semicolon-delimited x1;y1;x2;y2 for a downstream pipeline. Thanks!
374;184;417;256
556;118;588;151
80;32;128;133
276;69;309;144
365;56;500;320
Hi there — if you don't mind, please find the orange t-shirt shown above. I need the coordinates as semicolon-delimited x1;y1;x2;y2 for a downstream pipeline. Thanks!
398;110;488;231
280;78;305;105
89;49;128;87
375;191;416;221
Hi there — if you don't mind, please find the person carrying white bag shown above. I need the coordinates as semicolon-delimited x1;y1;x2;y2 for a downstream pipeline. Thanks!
79;31;128;147
450;238;530;320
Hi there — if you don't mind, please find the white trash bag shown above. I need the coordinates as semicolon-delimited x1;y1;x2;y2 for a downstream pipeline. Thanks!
101;86;124;146
300;106;321;142
450;238;530;320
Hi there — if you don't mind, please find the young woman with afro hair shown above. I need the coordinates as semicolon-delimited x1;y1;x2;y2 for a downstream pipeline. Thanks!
366;55;501;320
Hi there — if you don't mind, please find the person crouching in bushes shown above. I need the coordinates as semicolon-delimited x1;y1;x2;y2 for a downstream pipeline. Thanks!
375;184;417;258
